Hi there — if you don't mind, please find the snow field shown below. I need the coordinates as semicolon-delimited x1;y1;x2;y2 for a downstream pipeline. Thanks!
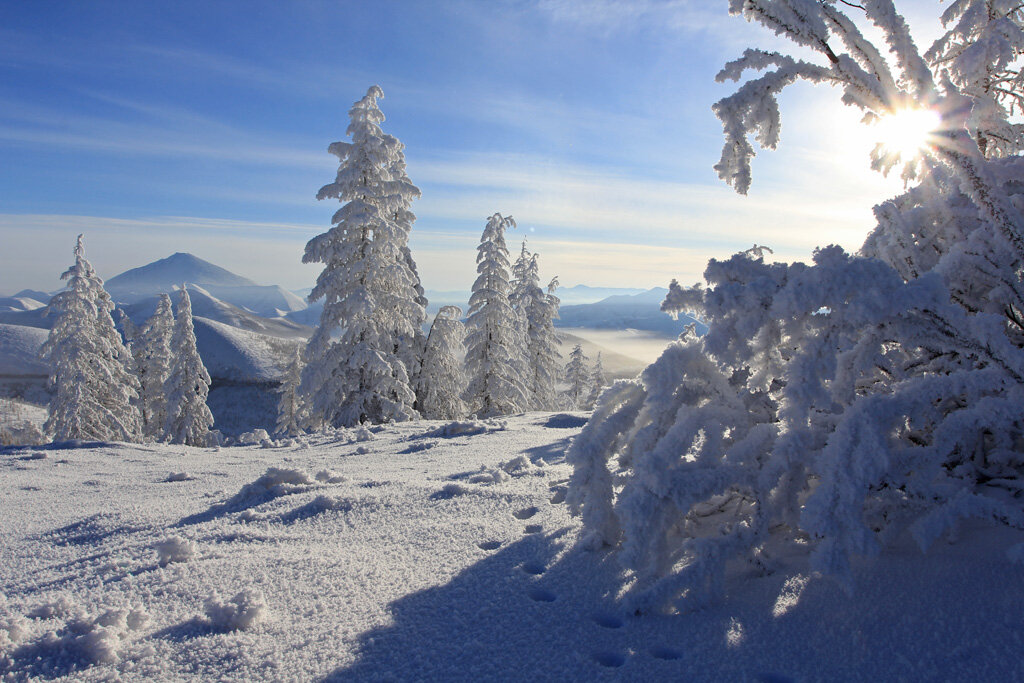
1;414;1022;681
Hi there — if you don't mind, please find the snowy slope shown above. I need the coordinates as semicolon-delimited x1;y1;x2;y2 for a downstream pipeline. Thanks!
121;286;311;340
0;297;45;314
192;317;299;384
12;289;52;303
0;323;47;377
557;288;706;337
201;285;307;318
0;416;1021;681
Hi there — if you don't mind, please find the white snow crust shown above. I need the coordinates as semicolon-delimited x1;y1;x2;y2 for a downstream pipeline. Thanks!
1;414;1021;680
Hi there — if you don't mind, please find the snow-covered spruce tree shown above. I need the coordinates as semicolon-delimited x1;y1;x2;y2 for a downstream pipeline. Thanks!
135;293;174;440
532;276;563;410
926;0;1024;159
567;0;1024;614
563;344;590;410
276;345;305;437
510;242;563;410
464;213;530;417
163;287;214;446
584;352;607;410
41;235;142;442
301;85;426;428
418;306;468;420
509;241;537;407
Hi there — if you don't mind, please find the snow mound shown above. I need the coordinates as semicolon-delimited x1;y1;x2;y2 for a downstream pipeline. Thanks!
69;607;149;664
315;470;348;484
0;613;28;652
468;468;508;484
468;455;546;484
27;596;76;620
419;420;508;439
14;605;150;665
223;467;317;511
235;428;271;446
156;536;196;566
204;589;267;631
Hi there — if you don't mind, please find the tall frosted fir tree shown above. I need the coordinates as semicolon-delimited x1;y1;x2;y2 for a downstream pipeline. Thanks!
276;346;305;437
510;241;561;410
163;287;214;446
584;352;607;409
301;85;426;428
464;213;530;417
418;306;468;420
136;293;174;440
563;344;590;410
41;235;142;442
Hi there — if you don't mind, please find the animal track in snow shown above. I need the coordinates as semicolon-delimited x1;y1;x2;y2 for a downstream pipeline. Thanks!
549;487;567;504
650;646;681;661
592;613;624;629
513;506;538;520
528;588;556;603
521;561;546;576
523;524;543;534
477;540;502;551
592;651;626;668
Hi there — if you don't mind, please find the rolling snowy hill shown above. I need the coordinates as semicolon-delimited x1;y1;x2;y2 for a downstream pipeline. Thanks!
120;286;311;340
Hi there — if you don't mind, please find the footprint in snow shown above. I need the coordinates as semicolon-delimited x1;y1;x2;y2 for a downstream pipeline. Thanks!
593;651;627;668
650;646;682;661
513;506;538;520
592;613;624;629
521;561;546;576
549;487;567;504
477;540;502;551
523;524;543;534
528;588;557;603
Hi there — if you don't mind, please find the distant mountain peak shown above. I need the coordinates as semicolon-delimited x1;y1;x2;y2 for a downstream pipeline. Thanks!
106;253;257;296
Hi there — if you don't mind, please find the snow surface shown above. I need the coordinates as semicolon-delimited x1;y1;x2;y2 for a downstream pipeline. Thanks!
1;414;1021;680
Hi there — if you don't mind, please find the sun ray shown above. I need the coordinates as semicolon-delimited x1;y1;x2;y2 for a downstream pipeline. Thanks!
874;107;943;161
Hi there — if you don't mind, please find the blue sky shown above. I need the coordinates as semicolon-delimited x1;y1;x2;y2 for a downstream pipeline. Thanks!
0;0;940;294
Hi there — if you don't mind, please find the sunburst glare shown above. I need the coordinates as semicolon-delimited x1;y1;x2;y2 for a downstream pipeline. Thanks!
874;107;942;160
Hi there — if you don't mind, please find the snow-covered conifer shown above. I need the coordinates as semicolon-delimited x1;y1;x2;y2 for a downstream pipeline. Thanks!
276;346;305;437
163;287;214;446
584;352;607;410
301;85;426;427
567;1;1024;615
136;294;174;440
418;306;468;420
563;344;590;410
509;242;562;410
464;213;529;417
531;276;563;410
41;235;142;442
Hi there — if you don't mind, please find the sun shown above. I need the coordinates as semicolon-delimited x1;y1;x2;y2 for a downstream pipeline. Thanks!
873;107;942;160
